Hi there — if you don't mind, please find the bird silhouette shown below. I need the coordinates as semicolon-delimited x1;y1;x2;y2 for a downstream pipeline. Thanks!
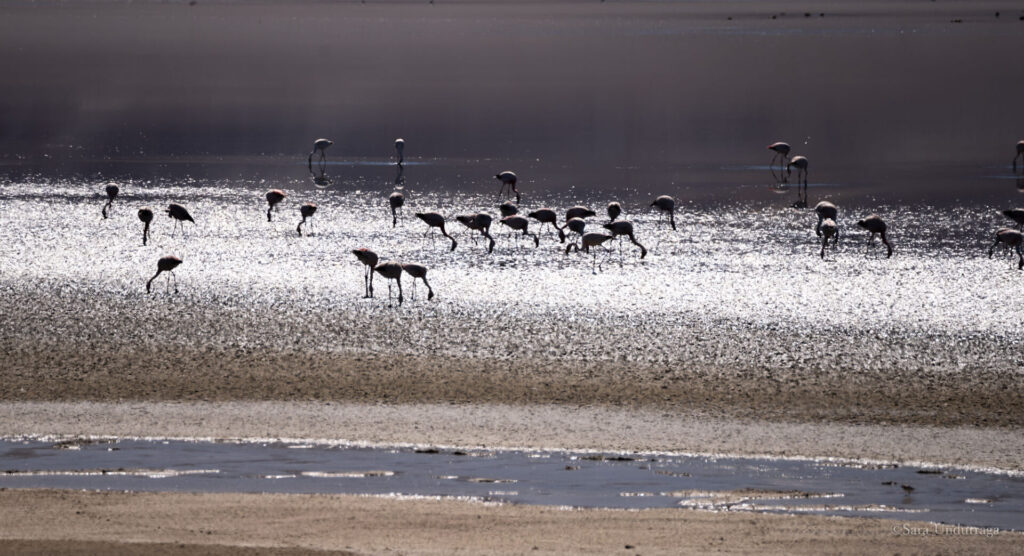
499;215;539;247
767;141;791;174
415;212;458;251
1014;140;1024;173
456;213;496;253
374;260;404;306
814;201;838;237
265;189;286;222
166;204;195;237
651;195;676;230
138;208;153;246
988;228;1024;269
606;202;622;222
146;255;182;294
602;220;647;259
352;248;379;298
297;202;317;236
395;138;405;165
499;201;519;218
1001;208;1024;230
565;216;587;245
389;192;405;227
565;232;614;273
402;263;435;300
495;171;520;203
787;155;809;207
856;215;893;258
528;208;565;243
819;218;838;259
102;184;119;219
565;206;596;221
308;138;333;171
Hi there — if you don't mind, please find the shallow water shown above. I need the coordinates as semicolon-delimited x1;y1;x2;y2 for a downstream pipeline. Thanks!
0;437;1020;531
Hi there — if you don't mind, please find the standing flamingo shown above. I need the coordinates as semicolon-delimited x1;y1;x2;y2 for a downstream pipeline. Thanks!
415;212;458;251
988;228;1024;269
606;202;622;222
565;206;596;221
651;195;676;230
166;204;195;236
856;215;893;258
389;192;405;227
308;138;333;170
456;213;496;253
395;138;405;165
564;217;587;245
297;202;317;236
101;184;119;219
602;221;648;259
1013;140;1024;173
402;263;435;300
373;261;404;306
499;201;518;218
565;233;614;273
499;215;539;247
767;142;791;174
787;155;809;207
146;255;182;294
495;171;520;203
528;208;565;243
814;201;838;237
1001;208;1024;230
138;208;153;246
352;248;379;298
819;219;838;259
266;189;286;222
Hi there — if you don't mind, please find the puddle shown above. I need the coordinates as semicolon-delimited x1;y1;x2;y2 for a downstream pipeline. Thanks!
1;438;1021;530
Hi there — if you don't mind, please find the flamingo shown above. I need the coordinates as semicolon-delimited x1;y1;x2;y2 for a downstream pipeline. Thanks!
138;208;153;246
528;208;565;243
1001;208;1024;230
607;202;622;222
456;213;496;253
308;138;332;170
389;192;405;227
602;220;648;259
352;248;379;298
374;261;404;306
265;189;286;222
814;201;838;237
146;255;182;294
988;228;1024;269
395;138;405;165
101;184;119;219
495;171;520;203
565;217;586;244
499;201;518;218
402;263;435;300
499;215;539;247
1014;140;1024;173
565;233;614;273
787;155;809;207
651;195;676;230
819;218;838;259
415;212;458;251
297;202;317;236
166;204;195;236
565;206;596;221
767;142;791;173
856;215;893;258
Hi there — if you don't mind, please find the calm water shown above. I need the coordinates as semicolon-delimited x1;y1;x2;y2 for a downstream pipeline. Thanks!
1;437;1021;530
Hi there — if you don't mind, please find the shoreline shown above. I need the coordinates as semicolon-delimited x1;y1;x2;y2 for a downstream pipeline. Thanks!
2;401;1021;473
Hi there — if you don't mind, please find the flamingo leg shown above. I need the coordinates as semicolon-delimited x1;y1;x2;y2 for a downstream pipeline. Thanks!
988;238;1001;258
1017;245;1023;270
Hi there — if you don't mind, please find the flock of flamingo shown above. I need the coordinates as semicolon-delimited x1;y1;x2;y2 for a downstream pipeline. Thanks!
96;137;1024;304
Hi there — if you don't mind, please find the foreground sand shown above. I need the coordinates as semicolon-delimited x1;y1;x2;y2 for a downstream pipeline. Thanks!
1;489;1019;555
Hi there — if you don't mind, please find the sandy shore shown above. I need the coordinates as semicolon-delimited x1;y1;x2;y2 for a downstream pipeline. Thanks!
1;489;1019;555
1;401;1022;473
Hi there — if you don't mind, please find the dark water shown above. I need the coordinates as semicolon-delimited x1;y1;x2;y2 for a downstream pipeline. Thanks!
0;438;1021;531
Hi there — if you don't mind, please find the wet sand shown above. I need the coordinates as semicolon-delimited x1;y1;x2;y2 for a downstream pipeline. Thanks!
1;489;1019;555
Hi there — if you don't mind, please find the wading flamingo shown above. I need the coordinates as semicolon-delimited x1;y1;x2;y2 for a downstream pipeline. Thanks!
651;195;676;230
102;184;119;219
606;202;622;222
499;215;539;247
415;212;458;251
138;208;153;246
988;228;1024;269
167;204;194;237
819;218;838;259
389;192;405;227
456;213;496;253
499;201;518;218
767;141;791;173
495;171;520;203
402;263;435;300
374;261;404;306
565;232;614;273
814;201;838;237
856;215;893;258
1001;208;1024;230
146;255;182;294
297;202;317;236
528;208;565;243
565;206;596;221
308;138;333;170
266;189;286;222
353;248;379;298
602;220;647;259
